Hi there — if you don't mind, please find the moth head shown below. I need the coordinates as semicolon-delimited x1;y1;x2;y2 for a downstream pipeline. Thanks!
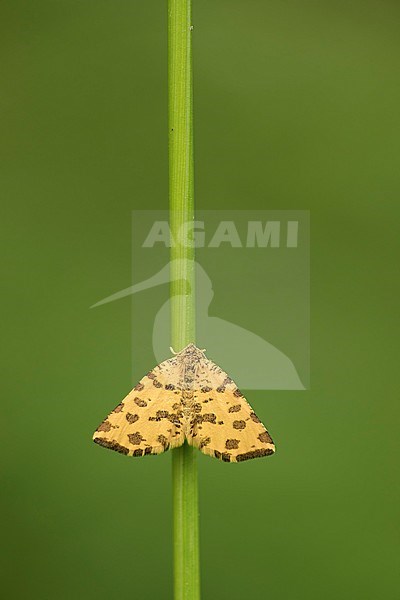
176;343;205;358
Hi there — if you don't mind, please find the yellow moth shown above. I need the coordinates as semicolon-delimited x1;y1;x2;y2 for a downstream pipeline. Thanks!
93;343;275;462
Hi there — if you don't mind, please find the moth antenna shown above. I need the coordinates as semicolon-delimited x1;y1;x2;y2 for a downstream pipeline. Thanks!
170;346;178;355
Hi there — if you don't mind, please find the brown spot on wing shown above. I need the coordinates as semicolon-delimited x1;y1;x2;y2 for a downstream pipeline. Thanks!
125;413;139;424
97;420;112;432
214;450;231;462
134;397;147;407
149;410;169;420
202;413;216;424
225;439;240;449
157;435;169;449
258;431;273;444
128;432;144;445
233;420;246;430
93;438;129;455
228;404;241;413
200;437;211;448
236;448;274;461
168;413;182;425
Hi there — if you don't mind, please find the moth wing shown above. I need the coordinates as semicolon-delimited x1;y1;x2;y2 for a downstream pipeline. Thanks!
187;357;275;462
93;356;185;457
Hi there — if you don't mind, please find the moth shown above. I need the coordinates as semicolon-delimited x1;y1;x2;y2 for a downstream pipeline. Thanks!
93;343;275;462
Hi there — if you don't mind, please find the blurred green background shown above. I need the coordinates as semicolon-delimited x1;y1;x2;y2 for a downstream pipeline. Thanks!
1;1;399;599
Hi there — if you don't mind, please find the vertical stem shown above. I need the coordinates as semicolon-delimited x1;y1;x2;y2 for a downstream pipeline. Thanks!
168;2;200;600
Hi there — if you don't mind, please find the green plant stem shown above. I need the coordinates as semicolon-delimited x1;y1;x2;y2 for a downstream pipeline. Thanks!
168;1;200;600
